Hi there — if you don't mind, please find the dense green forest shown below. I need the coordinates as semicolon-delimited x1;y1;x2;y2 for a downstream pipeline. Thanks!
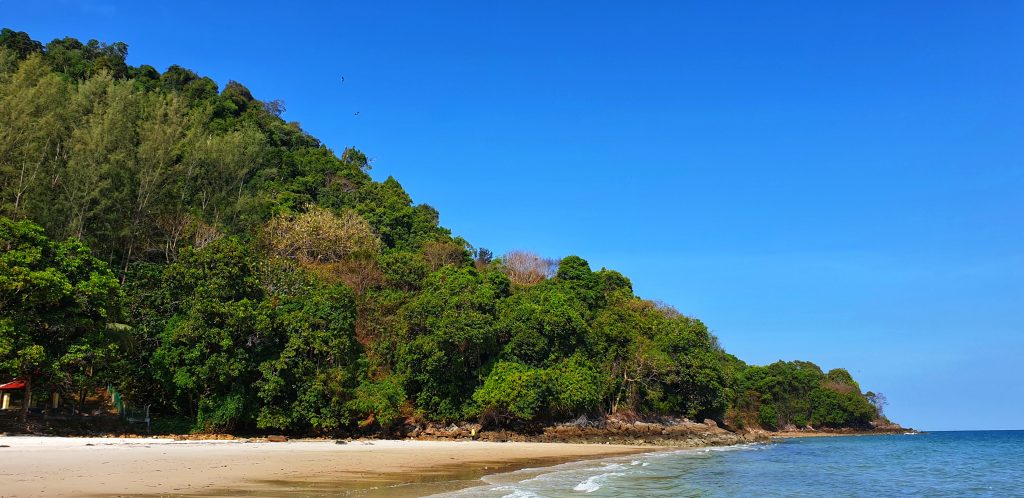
0;29;887;434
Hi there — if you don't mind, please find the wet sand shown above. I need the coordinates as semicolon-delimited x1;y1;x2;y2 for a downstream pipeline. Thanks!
0;436;647;497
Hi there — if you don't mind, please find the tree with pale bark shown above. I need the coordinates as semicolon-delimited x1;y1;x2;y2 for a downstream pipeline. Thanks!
500;250;557;286
263;205;380;264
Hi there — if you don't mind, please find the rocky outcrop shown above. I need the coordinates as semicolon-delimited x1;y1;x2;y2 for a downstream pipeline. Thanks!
407;416;769;447
531;417;764;446
398;414;917;446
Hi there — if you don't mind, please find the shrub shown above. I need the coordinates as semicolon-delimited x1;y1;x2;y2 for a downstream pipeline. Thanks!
759;404;779;430
472;361;547;424
548;356;604;416
347;377;407;429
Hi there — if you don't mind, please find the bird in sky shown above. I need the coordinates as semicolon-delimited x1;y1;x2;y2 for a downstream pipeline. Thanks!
340;76;345;83
354;111;360;116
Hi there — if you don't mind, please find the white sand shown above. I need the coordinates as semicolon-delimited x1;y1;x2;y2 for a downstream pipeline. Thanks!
0;436;645;496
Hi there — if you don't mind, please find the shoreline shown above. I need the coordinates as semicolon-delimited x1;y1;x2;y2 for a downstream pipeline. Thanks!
0;436;650;497
0;428;909;497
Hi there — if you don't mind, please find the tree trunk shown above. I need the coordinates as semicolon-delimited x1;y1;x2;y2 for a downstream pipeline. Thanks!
121;238;135;284
19;376;32;423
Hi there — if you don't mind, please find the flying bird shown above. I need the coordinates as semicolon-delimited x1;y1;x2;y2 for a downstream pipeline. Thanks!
340;76;345;83
353;111;360;116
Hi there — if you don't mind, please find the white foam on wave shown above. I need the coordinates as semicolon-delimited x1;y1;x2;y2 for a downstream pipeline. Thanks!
497;486;543;498
641;441;764;460
573;471;626;493
517;462;626;485
431;443;778;497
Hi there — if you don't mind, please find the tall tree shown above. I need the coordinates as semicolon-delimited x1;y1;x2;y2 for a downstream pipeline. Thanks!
0;217;121;421
60;73;139;241
119;93;187;277
0;55;71;219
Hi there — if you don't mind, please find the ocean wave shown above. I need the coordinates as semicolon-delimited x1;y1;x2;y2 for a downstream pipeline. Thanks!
635;442;770;462
430;443;772;497
514;462;627;486
497;486;543;498
573;470;626;493
428;433;1024;497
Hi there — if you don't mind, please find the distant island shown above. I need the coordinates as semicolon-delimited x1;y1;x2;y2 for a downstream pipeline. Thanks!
0;28;903;442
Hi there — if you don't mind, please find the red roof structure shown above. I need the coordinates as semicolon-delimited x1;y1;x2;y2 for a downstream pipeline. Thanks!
0;379;26;390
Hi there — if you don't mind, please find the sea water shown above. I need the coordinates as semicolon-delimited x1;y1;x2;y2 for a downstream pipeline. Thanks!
432;431;1024;497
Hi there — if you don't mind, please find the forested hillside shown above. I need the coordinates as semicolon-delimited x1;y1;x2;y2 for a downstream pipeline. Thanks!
0;29;887;434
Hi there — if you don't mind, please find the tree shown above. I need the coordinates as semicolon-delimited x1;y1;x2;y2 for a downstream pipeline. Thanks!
472;361;546;425
347;377;406;430
547;355;604;417
865;391;888;418
553;255;602;308
60;73;140;241
257;284;361;432
263;205;380;264
379;251;429;291
0;217;121;421
726;360;881;430
652;315;728;420
119;93;188;278
474;247;493;269
500;250;556;286
397;266;507;420
220;80;255;115
809;387;875;428
496;282;590;367
0;55;71;219
597;268;632;295
354;176;447;250
179;124;264;225
825;368;859;390
151;238;264;427
421;238;471;270
0;29;43;59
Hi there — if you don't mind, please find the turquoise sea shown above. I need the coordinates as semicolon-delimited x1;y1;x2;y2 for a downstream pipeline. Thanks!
434;431;1024;497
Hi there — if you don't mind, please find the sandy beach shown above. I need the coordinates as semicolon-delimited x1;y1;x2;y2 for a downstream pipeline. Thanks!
0;436;647;497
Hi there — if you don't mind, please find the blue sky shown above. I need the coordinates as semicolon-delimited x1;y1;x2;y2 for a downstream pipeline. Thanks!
5;1;1022;430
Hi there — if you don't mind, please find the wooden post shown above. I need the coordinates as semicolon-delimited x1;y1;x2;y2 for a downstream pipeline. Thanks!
51;392;59;409
1;392;9;410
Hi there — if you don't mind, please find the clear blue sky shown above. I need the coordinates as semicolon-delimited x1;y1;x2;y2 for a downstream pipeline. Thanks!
5;1;1022;430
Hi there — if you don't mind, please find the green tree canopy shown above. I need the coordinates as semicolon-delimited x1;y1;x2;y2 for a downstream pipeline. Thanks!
0;217;121;420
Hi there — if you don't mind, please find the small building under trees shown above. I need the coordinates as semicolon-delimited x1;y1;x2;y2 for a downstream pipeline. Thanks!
0;379;26;411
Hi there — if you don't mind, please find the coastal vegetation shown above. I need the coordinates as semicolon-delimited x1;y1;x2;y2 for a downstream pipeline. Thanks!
0;29;888;435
